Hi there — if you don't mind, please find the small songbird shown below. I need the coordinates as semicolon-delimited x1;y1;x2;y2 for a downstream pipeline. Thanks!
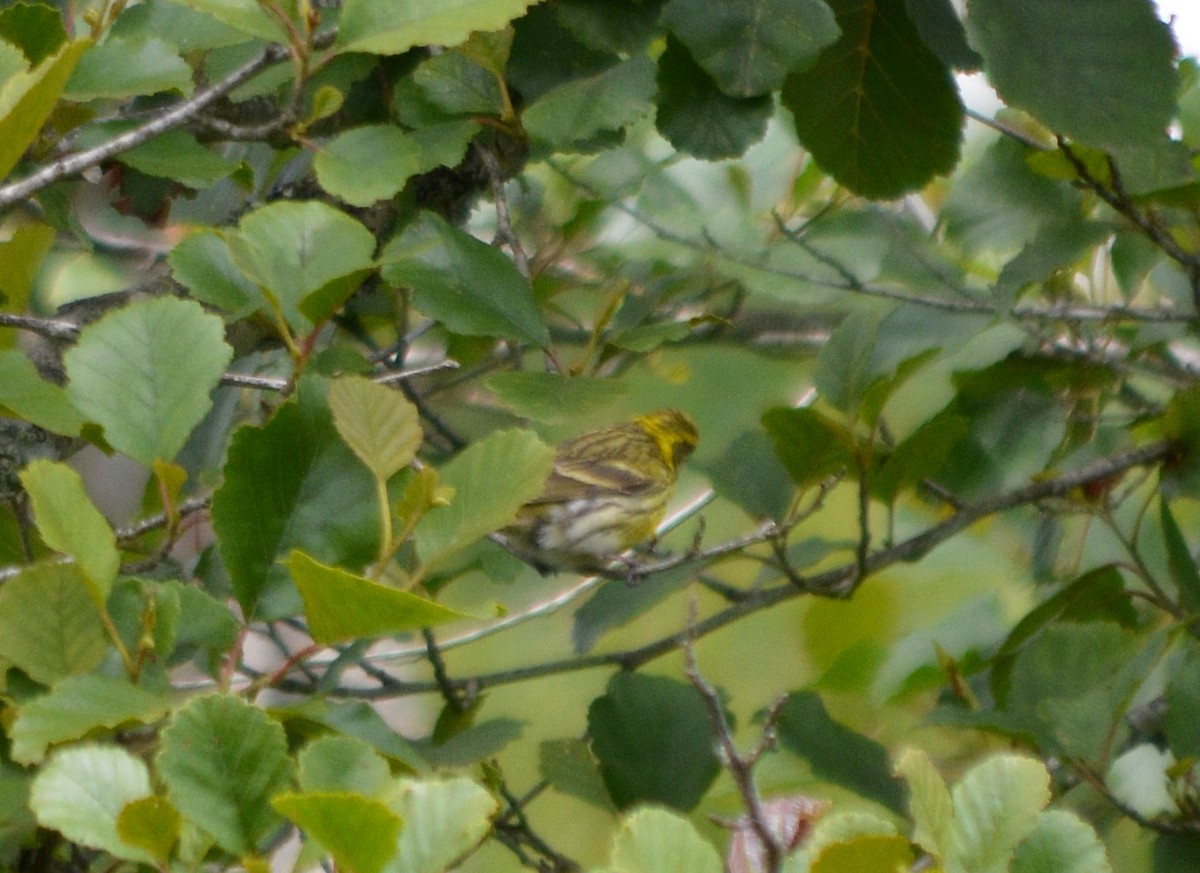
502;408;699;574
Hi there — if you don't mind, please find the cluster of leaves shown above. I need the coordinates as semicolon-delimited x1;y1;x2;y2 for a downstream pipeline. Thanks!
1;0;1200;870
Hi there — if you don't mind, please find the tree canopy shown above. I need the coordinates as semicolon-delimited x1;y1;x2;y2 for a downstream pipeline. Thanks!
1;0;1200;870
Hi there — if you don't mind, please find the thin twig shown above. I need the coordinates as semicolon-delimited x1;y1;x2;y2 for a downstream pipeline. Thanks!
684;598;786;872
0;313;80;340
476;143;531;281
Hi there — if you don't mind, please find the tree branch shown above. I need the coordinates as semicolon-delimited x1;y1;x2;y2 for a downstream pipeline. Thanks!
290;440;1171;699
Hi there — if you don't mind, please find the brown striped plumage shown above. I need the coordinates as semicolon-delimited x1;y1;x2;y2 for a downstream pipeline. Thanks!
503;409;698;573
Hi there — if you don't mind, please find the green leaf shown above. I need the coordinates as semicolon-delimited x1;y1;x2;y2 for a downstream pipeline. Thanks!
654;37;772;160
11;675;169;764
814;308;883;414
413;427;555;570
701;429;794;521
943;138;1081;255
212;379;379;619
485;372;628;424
314;125;423;208
556;0;665;53
895;748;952;859
19;459;117;595
991;565;1136;703
0;222;55;316
806;834;915;872
157;693;294;856
0;3;66;65
277;699;427;773
227;200;377;329
762;406;856;489
166;0;286;41
63;297;233;467
0;350;83;435
1004;623;1140;760
521;55;657;150
950;754;1050;873
109;0;249;50
871;413;968;505
298;735;393;796
904;0;980;70
777;692;905;814
169;229;262;316
285;550;469;645
0;38;89;183
417;717;523;767
968;0;1177;150
274;792;402;873
386;777;498;873
116;796;181;863
993;221;1113;306
587;672;721;811
413;48;505;115
538;738;614;811
662;0;839;95
1011;809;1112;873
64;36;191;99
29;744;154;864
602;806;722;873
0;562;107;685
1159;498;1200;612
328;375;423;482
337;0;539;54
118;129;239;187
781;0;962;199
1165;646;1200;760
380;211;550;348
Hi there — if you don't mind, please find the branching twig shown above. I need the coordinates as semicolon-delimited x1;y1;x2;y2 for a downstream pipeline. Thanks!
476;144;531;281
684;598;787;872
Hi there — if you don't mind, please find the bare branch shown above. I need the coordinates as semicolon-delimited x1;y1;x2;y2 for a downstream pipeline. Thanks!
0;34;336;209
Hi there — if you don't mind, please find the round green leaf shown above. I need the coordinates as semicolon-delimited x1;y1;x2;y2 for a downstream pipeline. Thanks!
157;694;294;856
969;0;1177;150
117;796;182;863
30;744;154;864
587;672;722;812
781;0;962;198
63;297;233;467
169;229;263;316
662;0;839;96
655;37;772;160
274;792;402;873
950;754;1050;873
328;375;423;482
387;777;498;873
227;200;377;330
0;562;107;685
605;807;722;873
314;125;423;207
1011;809;1112;873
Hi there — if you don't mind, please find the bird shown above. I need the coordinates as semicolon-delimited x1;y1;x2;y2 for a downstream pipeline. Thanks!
501;408;699;574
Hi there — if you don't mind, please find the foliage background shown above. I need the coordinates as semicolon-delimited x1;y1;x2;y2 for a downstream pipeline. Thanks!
1;0;1200;871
